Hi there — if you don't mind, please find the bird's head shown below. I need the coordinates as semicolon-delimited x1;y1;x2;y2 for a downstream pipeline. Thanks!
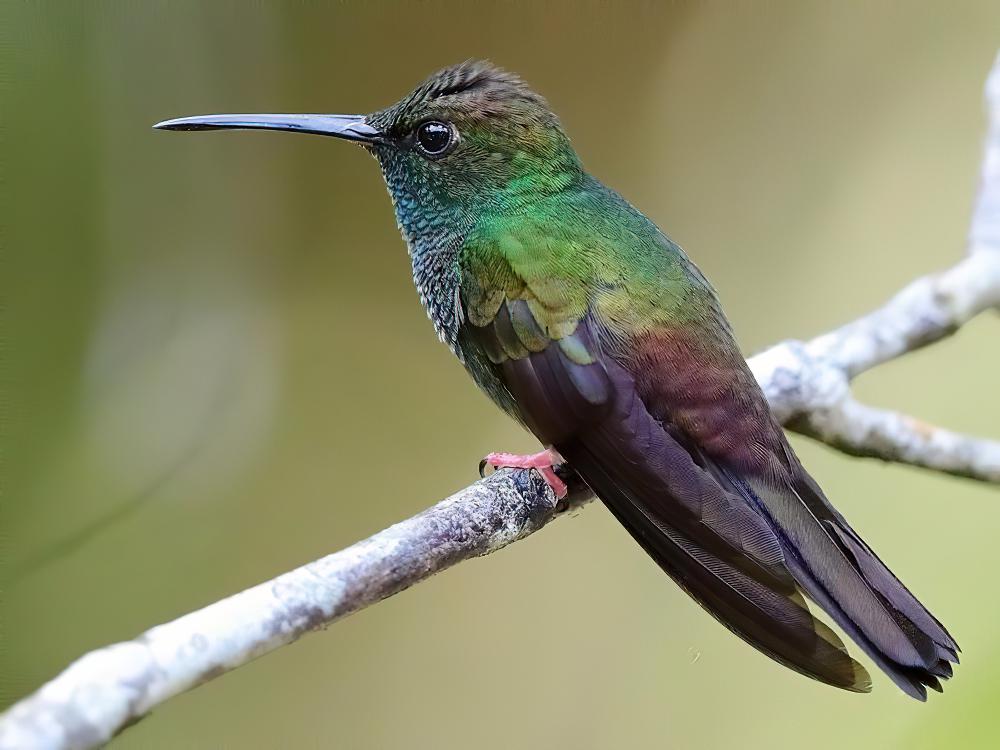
155;61;582;223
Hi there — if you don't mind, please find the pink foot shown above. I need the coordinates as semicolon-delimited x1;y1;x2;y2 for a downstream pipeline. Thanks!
480;448;568;499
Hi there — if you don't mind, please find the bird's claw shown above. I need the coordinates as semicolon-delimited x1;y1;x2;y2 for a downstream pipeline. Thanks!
479;449;569;499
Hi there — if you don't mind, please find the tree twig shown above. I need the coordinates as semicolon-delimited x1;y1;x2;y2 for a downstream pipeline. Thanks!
750;249;1000;482
3;51;1000;750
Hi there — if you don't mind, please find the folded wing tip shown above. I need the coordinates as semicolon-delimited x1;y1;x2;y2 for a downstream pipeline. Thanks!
847;661;873;694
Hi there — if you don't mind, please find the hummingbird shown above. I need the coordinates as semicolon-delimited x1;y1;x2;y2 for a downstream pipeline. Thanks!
155;61;957;698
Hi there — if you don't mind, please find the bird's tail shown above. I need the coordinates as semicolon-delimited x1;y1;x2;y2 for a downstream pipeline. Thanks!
744;467;959;700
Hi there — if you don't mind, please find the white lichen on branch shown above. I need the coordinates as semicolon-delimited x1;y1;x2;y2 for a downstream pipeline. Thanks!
3;51;1000;750
751;250;1000;482
0;469;578;750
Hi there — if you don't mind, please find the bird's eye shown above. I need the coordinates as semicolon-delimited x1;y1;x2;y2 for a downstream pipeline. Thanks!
415;121;455;157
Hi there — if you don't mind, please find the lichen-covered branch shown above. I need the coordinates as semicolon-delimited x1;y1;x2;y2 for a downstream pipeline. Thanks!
750;249;1000;482
0;470;591;750
3;50;1000;750
800;396;1000;482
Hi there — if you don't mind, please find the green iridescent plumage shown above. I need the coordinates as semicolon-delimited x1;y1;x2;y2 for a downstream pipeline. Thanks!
157;60;959;699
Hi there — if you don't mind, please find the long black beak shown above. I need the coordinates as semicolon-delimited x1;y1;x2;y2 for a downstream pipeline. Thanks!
153;113;383;143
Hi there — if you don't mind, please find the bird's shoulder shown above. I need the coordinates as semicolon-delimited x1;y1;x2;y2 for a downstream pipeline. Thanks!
458;177;700;336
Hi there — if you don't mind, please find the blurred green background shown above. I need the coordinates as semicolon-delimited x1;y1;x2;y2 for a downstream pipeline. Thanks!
3;1;1000;748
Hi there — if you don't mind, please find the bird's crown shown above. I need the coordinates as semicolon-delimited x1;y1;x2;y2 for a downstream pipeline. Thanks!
368;60;558;135
365;60;581;214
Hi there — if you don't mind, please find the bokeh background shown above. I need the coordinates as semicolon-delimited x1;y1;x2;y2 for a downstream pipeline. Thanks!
4;1;1000;748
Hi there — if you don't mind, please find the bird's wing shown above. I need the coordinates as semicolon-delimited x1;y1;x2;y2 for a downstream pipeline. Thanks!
461;285;870;691
459;216;955;696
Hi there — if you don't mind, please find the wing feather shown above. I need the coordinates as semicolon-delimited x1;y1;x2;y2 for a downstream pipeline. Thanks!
467;303;870;690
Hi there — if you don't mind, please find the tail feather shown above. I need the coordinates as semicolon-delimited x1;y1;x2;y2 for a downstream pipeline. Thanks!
778;546;946;700
741;469;959;700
